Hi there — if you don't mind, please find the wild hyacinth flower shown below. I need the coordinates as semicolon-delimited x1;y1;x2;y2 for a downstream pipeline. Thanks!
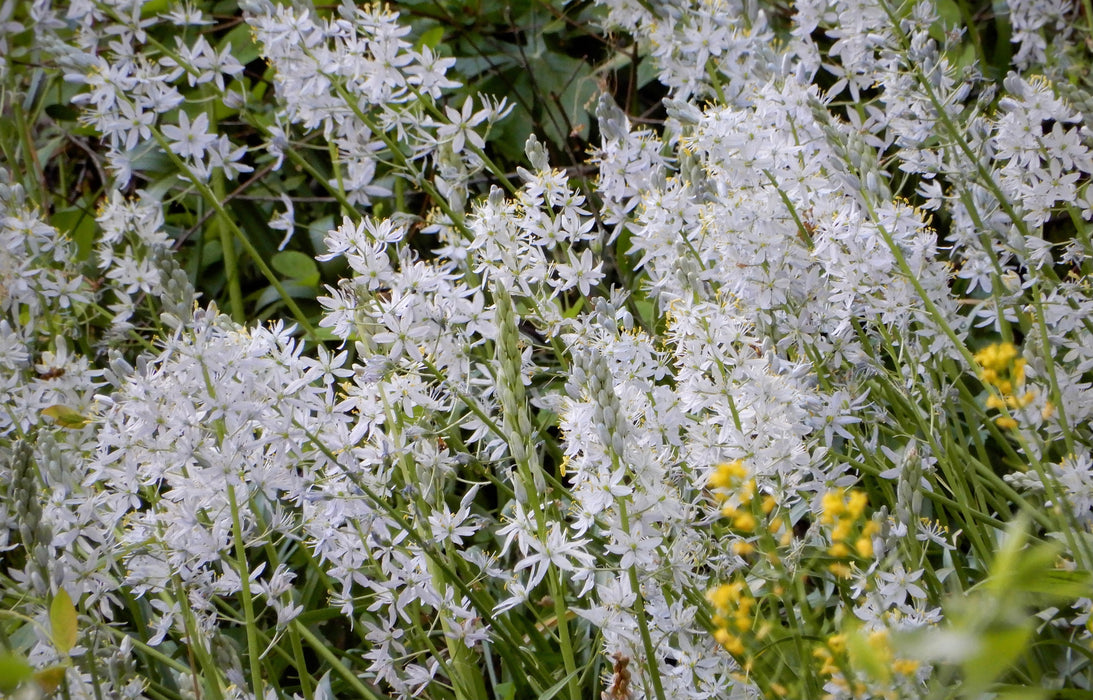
568;10;980;693
1007;0;1075;70
592;0;779;101
0;164;208;695
246;0;506;211
6;0;1093;698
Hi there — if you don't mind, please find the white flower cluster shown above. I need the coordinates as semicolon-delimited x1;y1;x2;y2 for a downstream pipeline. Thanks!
247;0;508;210
4;0;1093;697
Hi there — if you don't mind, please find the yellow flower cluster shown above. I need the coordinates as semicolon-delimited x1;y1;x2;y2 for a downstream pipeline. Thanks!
709;460;789;557
974;342;1037;430
813;633;847;679
707;461;769;657
706;580;756;657
709;459;750;502
814;629;921;697
820;488;878;578
710;460;758;553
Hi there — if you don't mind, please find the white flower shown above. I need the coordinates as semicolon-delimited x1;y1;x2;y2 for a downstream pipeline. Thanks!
604;525;662;570
162;110;216;161
513;523;593;590
427;488;480;546
438;97;489;154
876;563;927;608
372;306;431;361
207;135;252;179
553;248;604;297
271;193;295;251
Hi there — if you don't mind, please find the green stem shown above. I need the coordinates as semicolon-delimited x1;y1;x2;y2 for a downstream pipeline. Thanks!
148;128;319;339
212;171;245;322
170;575;226;700
297;425;552;693
227;483;264;698
616;496;667;700
280;145;361;222
292;621;388;700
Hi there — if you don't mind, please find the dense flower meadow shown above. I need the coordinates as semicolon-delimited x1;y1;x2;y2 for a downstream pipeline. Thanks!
2;0;1093;698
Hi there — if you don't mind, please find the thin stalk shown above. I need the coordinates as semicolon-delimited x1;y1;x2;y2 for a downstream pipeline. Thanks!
615;494;667;700
227;483;264;698
170;574;227;700
297;425;553;692
13;100;45;205
97;625;192;674
282;145;361;222
212;169;245;321
291;621;388;700
148;128;319;339
546;568;582;700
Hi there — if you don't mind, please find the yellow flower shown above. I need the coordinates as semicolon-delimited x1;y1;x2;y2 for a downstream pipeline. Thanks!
714;630;745;656
829;542;851;558
732;511;757;533
846;490;867;518
732;540;756;556
709;459;748;490
826;634;847;654
821;489;846;524
832;519;853;541
706;582;744;609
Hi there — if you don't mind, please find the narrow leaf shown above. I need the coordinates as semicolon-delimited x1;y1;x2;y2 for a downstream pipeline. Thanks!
41;405;90;429
50;588;78;654
537;670;579;700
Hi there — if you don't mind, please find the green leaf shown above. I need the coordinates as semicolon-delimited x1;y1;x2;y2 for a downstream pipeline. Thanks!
41;405;90;429
933;0;962;27
308;215;335;257
50;588;78;654
220;23;261;67
34;665;68;693
51;206;97;263
986;514;1034;595
139;0;171;18
45;104;79;121
419;25;445;50
0;652;34;693
536;670;578;700
253;281;319;314
202;239;225;266
1016;568;1093;601
529;52;597;149
271;251;320;287
991;685;1049;700
962;623;1034;698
